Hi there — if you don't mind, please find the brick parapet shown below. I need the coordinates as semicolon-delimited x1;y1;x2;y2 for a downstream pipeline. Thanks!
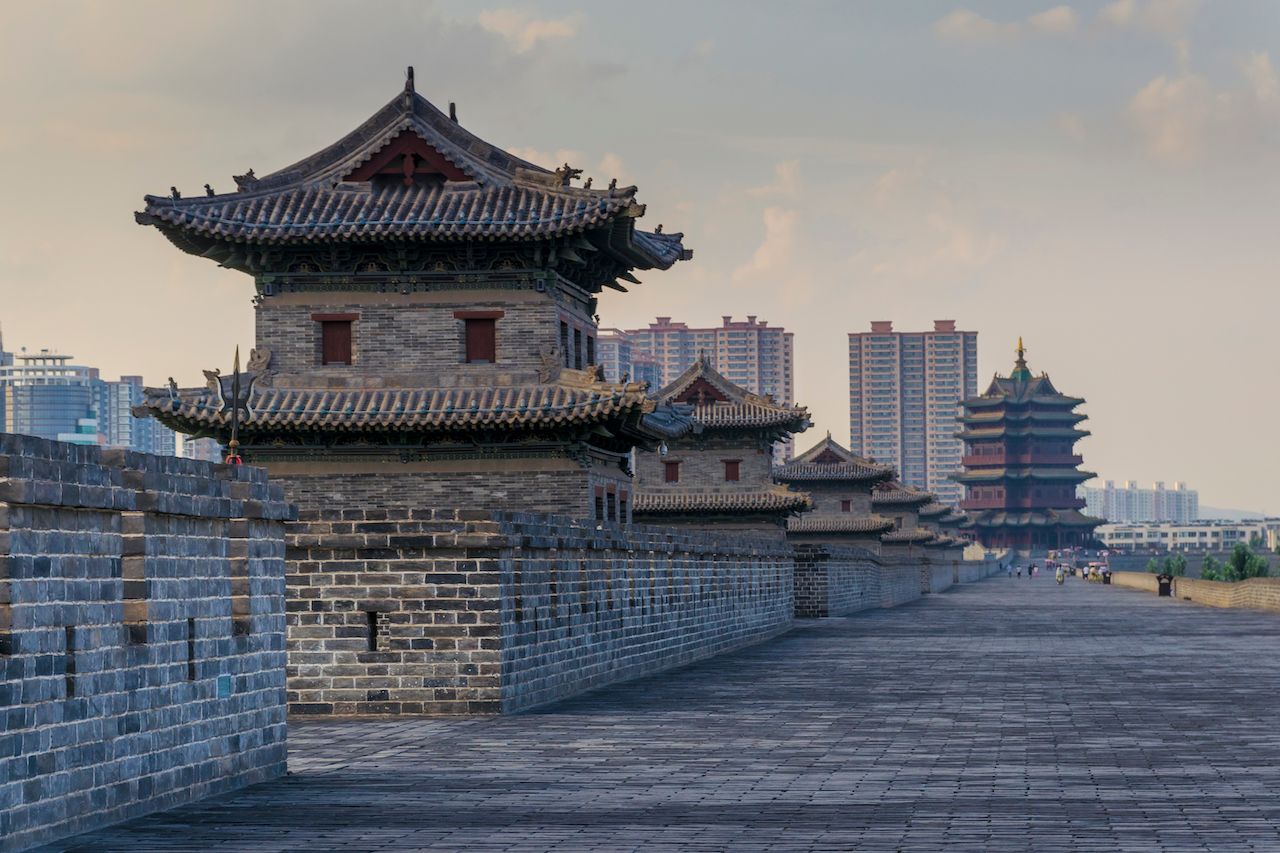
285;509;793;716
0;433;291;853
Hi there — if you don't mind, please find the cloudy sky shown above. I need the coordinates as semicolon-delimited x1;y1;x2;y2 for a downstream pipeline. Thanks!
1;0;1277;513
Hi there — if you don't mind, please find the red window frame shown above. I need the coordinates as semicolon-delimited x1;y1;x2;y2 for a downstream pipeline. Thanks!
664;461;680;483
723;460;741;482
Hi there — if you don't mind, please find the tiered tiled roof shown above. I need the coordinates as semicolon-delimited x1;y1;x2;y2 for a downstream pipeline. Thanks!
774;434;894;483
134;71;687;286
881;528;936;544
870;483;935;508
961;508;1102;529
786;515;895;534
954;467;1095;483
918;502;950;518
633;487;812;515
654;356;809;438
138;368;693;445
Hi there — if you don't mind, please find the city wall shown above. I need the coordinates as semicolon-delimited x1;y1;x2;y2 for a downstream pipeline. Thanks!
1110;571;1280;612
1110;571;1160;593
0;434;293;853
1173;576;1280;611
791;545;996;618
286;510;794;715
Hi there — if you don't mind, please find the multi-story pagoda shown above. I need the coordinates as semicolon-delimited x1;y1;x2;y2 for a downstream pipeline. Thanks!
954;339;1103;549
775;433;896;550
632;356;810;536
134;70;692;521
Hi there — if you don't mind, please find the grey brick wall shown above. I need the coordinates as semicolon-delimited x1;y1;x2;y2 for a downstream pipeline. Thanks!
0;434;294;853
256;289;594;382
793;545;883;617
498;517;794;713
272;467;592;515
284;509;793;715
794;547;1000;618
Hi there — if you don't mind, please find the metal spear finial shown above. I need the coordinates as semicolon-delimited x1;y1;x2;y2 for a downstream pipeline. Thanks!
226;346;243;465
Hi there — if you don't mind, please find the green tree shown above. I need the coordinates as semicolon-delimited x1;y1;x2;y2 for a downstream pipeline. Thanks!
1222;542;1269;582
1165;553;1187;577
1201;554;1223;581
1146;557;1162;574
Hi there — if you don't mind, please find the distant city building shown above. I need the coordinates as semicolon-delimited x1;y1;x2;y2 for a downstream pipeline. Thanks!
1;349;103;442
954;339;1103;550
595;329;662;388
103;376;177;456
1080;480;1199;524
601;315;796;457
180;437;224;463
848;320;977;504
1099;519;1280;552
0;346;177;454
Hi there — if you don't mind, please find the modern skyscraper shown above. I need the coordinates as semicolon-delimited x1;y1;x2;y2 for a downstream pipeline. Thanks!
1;349;103;442
1080;480;1199;523
848;320;977;505
600;316;796;457
0;348;177;454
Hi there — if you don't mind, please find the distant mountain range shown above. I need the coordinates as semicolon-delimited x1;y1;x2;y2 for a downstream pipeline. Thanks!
1199;505;1275;521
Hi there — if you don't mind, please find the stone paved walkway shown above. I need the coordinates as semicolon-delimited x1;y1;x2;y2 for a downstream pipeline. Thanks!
46;576;1280;852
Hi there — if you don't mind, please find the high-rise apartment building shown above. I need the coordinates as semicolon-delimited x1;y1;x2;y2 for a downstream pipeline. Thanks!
599;316;796;456
595;329;662;388
0;346;178;454
1080;480;1199;523
848;320;978;506
104;376;177;456
180;436;225;463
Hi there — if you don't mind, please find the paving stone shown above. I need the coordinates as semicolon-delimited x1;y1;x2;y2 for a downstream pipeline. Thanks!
43;576;1280;852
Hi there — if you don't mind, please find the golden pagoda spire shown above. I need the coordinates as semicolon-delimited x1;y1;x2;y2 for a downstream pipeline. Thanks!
1011;336;1031;380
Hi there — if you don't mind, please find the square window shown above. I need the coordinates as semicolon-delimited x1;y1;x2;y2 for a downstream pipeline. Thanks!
664;461;680;483
723;460;740;482
841;500;852;513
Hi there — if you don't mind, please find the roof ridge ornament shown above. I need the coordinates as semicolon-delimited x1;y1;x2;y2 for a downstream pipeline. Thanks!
403;66;415;111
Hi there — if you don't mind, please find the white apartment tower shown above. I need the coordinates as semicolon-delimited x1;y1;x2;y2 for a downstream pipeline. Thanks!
848;320;978;506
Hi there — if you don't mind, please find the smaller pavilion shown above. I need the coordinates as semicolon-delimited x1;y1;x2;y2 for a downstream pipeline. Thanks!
633;356;811;536
872;481;940;557
775;434;896;550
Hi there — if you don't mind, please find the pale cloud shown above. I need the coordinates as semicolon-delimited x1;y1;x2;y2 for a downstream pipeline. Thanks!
1239;51;1279;104
1097;0;1137;28
731;207;798;282
1128;50;1280;165
477;8;579;53
852;167;1006;283
1129;72;1217;165
933;9;1019;42
934;5;1077;42
1097;0;1199;37
1028;6;1078;34
746;160;801;197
